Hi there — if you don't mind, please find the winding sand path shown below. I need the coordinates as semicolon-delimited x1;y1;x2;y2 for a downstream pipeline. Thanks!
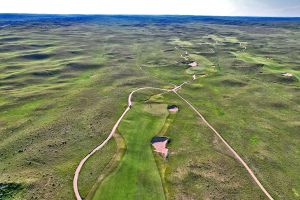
73;81;274;200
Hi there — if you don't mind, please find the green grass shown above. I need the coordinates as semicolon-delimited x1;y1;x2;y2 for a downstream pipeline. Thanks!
232;52;281;66
177;75;300;199
78;139;117;198
185;54;215;74
232;52;300;81
1;15;299;200
170;38;193;47
93;103;168;200
203;34;243;44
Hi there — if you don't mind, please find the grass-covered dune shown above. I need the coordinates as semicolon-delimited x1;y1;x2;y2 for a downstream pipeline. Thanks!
0;15;299;200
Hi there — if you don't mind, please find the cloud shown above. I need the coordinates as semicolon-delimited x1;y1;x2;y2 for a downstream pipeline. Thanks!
0;0;299;16
229;0;300;16
0;0;234;15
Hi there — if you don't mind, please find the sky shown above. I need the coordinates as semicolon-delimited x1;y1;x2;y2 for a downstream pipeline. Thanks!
0;0;299;17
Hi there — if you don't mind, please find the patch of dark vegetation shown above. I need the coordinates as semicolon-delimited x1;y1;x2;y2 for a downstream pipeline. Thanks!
163;49;175;52
191;44;214;52
0;182;23;199
120;78;150;87
231;60;264;73
57;73;77;79
0;46;26;53
1;73;21;80
291;66;300;71
19;53;53;60
0;79;44;89
20;78;45;85
30;69;62;77
68;50;82;55
220;79;248;87
0;81;23;88
65;62;103;70
278;75;299;83
291;94;300;105
270;102;288;109
2;65;23;71
105;52;115;56
55;80;68;84
125;56;134;59
0;76;48;88
0;43;54;53
30;44;54;48
0;37;24;42
195;51;215;55
110;69;136;79
151;136;169;144
15;93;49;102
181;60;193;65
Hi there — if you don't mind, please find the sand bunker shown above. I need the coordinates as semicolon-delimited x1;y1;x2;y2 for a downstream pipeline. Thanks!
167;105;179;112
282;72;293;77
188;61;198;67
151;136;169;158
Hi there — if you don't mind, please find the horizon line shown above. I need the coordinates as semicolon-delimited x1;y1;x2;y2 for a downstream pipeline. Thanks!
1;13;300;18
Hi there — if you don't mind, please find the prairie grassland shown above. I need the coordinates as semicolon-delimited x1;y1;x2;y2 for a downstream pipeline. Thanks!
0;15;299;200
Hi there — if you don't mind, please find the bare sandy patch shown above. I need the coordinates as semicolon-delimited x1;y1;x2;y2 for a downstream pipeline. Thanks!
188;61;198;67
151;136;169;158
282;72;293;77
167;105;179;113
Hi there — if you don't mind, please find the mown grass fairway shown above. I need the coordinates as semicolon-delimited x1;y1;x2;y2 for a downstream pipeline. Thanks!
93;103;168;200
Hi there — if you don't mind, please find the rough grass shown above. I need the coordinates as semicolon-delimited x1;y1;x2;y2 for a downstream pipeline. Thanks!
177;76;300;199
233;52;300;81
0;15;299;200
185;53;215;75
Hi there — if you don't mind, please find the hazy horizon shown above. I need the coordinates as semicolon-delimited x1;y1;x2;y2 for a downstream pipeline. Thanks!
0;0;299;17
1;13;300;18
